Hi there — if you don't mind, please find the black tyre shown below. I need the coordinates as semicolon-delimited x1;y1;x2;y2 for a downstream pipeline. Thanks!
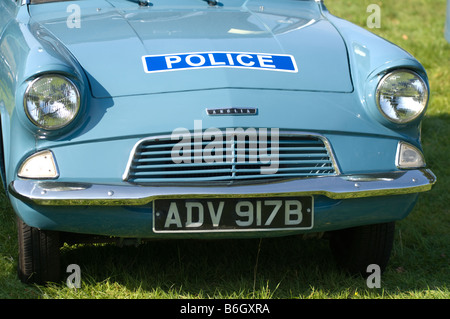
17;217;61;284
329;222;395;276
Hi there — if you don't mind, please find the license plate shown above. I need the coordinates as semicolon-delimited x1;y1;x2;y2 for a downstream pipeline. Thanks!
153;197;313;233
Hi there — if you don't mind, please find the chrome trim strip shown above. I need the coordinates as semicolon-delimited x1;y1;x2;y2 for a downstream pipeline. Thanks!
9;169;436;206
122;131;341;181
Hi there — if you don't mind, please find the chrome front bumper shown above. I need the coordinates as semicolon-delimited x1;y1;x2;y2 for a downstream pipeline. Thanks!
9;169;436;206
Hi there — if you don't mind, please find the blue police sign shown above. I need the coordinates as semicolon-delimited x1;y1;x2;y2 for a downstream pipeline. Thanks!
142;52;298;73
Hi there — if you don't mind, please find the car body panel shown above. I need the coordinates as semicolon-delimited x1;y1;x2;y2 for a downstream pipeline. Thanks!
29;0;354;97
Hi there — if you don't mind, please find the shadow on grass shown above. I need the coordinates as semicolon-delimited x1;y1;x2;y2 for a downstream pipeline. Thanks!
56;225;448;299
58;236;344;298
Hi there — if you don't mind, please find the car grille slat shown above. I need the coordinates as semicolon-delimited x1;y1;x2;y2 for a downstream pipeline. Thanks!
124;132;338;184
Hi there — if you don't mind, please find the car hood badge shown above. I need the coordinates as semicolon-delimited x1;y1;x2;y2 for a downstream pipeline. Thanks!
206;107;258;115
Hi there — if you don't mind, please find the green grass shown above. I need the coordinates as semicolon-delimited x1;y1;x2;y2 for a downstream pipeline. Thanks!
0;0;449;299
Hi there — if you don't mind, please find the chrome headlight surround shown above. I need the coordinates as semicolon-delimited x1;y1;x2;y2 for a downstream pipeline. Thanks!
376;69;429;124
23;74;81;131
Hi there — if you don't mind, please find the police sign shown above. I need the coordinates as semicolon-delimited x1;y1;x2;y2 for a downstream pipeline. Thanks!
142;52;298;73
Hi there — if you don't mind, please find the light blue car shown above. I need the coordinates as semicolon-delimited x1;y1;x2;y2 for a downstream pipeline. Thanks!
0;0;436;284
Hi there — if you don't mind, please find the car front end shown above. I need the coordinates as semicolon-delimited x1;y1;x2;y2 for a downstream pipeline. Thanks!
0;0;436;283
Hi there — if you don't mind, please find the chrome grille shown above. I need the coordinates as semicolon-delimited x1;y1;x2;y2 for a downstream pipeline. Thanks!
123;132;338;184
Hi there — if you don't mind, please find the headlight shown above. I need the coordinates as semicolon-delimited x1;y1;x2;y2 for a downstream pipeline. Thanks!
376;70;428;124
24;74;80;130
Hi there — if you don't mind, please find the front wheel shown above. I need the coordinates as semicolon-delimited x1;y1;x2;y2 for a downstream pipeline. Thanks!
329;222;395;276
17;217;61;284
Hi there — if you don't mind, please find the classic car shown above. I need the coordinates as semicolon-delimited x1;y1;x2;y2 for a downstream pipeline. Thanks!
0;0;436;284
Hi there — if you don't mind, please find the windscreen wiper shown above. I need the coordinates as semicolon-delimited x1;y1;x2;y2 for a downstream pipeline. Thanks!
125;0;222;7
125;0;152;6
204;0;223;6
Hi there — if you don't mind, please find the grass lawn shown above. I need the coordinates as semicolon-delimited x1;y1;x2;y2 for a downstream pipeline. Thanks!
0;0;449;300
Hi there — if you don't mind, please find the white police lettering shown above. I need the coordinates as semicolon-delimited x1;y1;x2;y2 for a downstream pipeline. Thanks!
165;56;181;69
142;52;298;73
258;55;276;68
208;53;226;66
186;54;206;67
236;54;255;67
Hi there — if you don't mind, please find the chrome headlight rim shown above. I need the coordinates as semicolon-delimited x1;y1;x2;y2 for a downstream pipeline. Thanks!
23;74;81;131
375;69;429;125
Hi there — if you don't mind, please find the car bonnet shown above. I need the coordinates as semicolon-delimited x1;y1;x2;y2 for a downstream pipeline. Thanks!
28;0;353;98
